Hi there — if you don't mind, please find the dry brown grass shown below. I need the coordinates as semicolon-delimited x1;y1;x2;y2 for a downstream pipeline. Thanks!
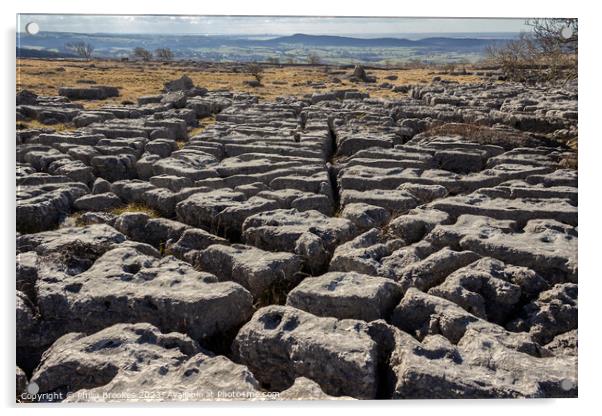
16;119;75;132
110;202;160;217
188;116;216;138
422;122;569;151
17;59;482;107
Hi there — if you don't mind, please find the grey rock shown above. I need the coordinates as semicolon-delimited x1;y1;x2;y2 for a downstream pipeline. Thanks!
113;212;150;241
175;189;246;229
391;247;482;291
508;283;578;344
16;251;39;300
165;228;229;260
328;228;393;275
340;203;391;232
198;244;304;299
145;139;178;158
544;329;577;357
341;189;417;214
35;246;253;343
164;75;194;92
426;215;578;282
31;323;200;397
161;91;187;108
428;257;549;324
379;321;577;398
17;181;89;233
74;192;123;211
396;183;448;203
150;174;193;192
58;85;119;100
233;305;379;399
16;366;28;397
276;377;354;400
242;209;357;273
66;351;262;402
78;211;117;226
429;192;577;226
287;271;404;321
16;224;126;255
143;218;190;248
91;178;111;194
391;288;541;355
388;208;450;244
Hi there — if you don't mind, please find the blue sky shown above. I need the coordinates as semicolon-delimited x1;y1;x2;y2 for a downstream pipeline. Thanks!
18;15;532;36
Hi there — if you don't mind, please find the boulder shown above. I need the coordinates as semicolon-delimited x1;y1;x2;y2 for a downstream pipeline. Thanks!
164;75;194;92
340;203;391;232
198;244;304;299
287;271;404;321
377;321;577;398
30;323;199;397
242;209;357;273
74;192;123;211
426;215;578;282
233;305;379;399
35;246;254;345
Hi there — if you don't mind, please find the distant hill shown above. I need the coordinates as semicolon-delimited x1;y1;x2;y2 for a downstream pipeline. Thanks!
257;33;416;47
16;31;514;64
259;33;499;49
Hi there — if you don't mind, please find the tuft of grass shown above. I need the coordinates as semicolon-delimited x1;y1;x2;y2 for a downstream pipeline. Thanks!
421;122;564;150
188;116;216;138
17;119;75;132
175;140;187;150
110;202;160;217
64;212;86;227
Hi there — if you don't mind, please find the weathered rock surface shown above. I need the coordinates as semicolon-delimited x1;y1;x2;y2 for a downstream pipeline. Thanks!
16;366;28;398
31;323;199;397
198;244;304;299
379;322;577;399
276;377;354;400
426;215;578;282
242;209;357;273
33;245;254;347
507;283;577;344
233;305;379;399
286;271;404;321
391;288;541;355
15;77;578;401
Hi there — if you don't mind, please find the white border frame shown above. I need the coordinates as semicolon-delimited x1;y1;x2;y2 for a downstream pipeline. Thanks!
3;1;597;414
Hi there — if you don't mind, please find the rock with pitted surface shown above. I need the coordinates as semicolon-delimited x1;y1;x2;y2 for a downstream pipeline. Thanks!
340;203;391;232
14;75;578;401
233;305;379;399
242;209;357;273
74;192;123;211
391;288;541;355
30;323;199;397
426;215;578;282
377;321;577;398
46;323;262;402
428;257;549;324
507;283;578;344
34;245;253;346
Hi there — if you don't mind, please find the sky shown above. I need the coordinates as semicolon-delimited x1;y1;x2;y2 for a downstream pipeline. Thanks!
17;15;532;37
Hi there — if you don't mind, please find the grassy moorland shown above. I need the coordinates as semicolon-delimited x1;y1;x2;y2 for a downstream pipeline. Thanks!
17;58;482;108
